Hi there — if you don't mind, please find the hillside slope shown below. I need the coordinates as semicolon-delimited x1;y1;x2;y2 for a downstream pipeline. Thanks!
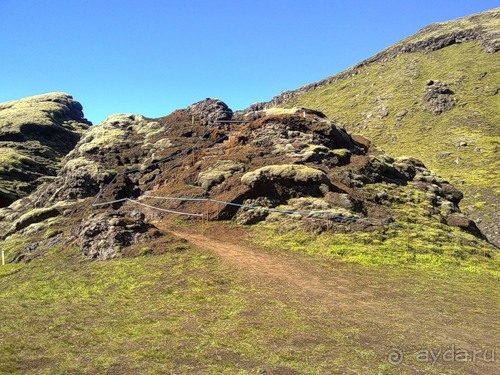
0;93;91;207
0;98;498;374
257;8;500;244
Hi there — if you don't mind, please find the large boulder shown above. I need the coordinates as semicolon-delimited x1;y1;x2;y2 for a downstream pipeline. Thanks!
241;164;331;198
187;98;233;125
421;80;456;115
447;214;484;238
76;211;162;260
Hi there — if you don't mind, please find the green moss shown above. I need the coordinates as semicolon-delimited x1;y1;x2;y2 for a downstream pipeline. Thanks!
0;148;37;173
263;107;301;115
63;157;117;181
331;148;350;157
14;206;60;230
473;201;487;209
137;120;161;135
152;138;172;149
78;128;127;153
197;160;245;189
170;243;190;252
252;222;498;276
77;114;147;154
139;247;153;256
242;164;326;186
0;93;85;133
44;228;62;239
1;234;25;262
63;156;98;173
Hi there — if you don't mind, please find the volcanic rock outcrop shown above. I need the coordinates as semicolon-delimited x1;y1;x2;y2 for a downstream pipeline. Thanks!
0;98;487;262
0;93;91;207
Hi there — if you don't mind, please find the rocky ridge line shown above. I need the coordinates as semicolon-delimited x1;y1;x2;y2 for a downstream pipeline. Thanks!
249;8;499;111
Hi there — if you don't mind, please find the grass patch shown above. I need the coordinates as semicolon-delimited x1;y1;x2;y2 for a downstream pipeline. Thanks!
251;222;499;277
0;244;365;373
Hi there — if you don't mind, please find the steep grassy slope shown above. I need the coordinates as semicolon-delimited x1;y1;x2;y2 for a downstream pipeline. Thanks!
271;9;499;244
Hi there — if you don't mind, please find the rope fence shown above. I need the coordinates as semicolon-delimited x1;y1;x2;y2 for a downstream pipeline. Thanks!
120;195;495;252
88;118;497;255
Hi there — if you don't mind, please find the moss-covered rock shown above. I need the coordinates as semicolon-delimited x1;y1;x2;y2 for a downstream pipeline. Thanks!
77;211;162;260
0;93;91;206
197;160;245;190
242;164;327;187
256;9;500;243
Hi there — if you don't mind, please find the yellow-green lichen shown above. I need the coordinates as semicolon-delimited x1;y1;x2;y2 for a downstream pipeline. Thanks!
197;160;245;189
241;164;327;186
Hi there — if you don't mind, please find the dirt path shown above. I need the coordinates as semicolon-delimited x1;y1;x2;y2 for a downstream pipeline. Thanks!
157;221;499;374
169;228;371;305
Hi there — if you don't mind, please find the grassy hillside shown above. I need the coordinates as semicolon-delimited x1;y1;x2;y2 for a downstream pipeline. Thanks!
280;38;499;244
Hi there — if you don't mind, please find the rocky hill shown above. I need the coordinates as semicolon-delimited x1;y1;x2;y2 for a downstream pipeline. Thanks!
0;93;91;207
252;8;500;244
0;99;492;266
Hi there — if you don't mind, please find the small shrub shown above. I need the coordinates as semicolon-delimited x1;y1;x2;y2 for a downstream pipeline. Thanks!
473;201;487;209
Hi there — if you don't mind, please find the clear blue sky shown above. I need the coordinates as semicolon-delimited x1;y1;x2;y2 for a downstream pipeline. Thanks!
0;0;497;124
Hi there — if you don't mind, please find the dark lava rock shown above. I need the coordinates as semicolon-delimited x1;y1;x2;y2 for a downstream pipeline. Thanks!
187;98;233;126
421;80;456;115
447;213;484;238
235;197;279;225
76;211;162;260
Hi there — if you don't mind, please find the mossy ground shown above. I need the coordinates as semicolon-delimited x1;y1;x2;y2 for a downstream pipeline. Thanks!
0;219;498;373
252;222;498;276
252;180;499;277
282;42;499;239
0;243;384;374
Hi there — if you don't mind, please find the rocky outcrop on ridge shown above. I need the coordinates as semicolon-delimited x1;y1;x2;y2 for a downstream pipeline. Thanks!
421;80;456;115
0;93;91;207
250;8;500;110
245;8;500;246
